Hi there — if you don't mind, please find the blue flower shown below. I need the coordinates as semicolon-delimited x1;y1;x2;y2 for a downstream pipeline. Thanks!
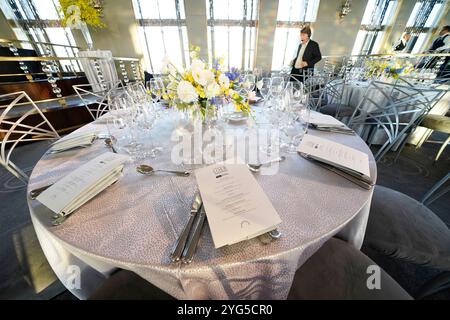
225;68;241;82
212;59;221;71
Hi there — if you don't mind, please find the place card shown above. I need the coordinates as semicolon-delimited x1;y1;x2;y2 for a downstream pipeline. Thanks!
195;163;282;248
36;152;130;216
298;134;371;179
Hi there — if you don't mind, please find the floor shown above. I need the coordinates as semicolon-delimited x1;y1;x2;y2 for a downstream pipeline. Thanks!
0;135;448;300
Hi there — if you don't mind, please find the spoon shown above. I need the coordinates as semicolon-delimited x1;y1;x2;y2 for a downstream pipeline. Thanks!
247;156;286;172
136;164;190;177
104;137;118;153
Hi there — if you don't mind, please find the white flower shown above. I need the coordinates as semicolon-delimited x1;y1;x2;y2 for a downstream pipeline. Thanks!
205;81;221;99
193;69;215;86
248;91;256;101
161;55;171;74
177;81;198;103
218;73;230;89
228;89;235;96
256;80;263;90
190;59;205;74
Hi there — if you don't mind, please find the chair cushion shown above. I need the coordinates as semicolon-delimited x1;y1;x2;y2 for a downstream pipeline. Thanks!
287;238;412;300
89;270;175;300
363;186;450;270
421;114;450;134
320;103;354;117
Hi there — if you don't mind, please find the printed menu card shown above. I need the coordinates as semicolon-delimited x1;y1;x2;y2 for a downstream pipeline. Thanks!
298;134;371;179
195;163;282;248
36;152;129;216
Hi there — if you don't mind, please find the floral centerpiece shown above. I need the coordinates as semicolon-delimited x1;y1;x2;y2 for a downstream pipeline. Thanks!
365;59;414;80
60;0;106;28
161;46;252;120
59;0;106;49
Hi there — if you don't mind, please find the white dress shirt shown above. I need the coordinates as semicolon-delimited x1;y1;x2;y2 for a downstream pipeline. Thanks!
294;40;310;69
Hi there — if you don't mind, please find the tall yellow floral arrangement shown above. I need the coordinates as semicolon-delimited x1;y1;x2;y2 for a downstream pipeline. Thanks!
59;0;106;28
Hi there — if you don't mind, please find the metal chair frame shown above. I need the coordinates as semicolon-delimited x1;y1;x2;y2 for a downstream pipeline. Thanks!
0;91;60;183
73;80;124;120
347;79;444;161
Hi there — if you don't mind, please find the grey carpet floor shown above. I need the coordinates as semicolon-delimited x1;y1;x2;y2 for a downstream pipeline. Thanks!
0;136;448;300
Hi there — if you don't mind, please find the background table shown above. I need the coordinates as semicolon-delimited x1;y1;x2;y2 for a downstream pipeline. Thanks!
27;110;377;299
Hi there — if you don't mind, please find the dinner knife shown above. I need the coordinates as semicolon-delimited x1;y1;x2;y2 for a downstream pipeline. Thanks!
170;191;202;262
181;203;207;264
299;153;374;190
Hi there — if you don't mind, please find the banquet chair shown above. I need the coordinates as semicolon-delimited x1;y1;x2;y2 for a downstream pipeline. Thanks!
73;80;124;120
346;80;444;161
414;113;450;162
421;172;450;206
318;75;354;119
0;91;60;184
287;237;412;300
88;269;175;300
362;185;450;299
303;69;332;111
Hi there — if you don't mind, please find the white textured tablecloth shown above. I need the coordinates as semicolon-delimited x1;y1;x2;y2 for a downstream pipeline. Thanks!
27;112;377;300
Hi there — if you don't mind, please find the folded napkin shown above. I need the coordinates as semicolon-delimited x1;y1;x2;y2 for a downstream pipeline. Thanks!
309;112;347;128
50;133;97;152
36;152;129;216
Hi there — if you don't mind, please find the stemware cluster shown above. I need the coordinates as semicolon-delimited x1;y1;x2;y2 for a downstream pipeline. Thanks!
255;75;310;154
106;78;166;160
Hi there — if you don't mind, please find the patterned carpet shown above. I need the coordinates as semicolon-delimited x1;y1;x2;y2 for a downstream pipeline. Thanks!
0;137;448;300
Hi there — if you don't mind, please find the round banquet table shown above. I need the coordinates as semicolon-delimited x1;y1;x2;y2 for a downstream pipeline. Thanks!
27;109;377;300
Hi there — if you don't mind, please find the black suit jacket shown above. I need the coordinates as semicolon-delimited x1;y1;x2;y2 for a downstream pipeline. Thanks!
291;40;322;74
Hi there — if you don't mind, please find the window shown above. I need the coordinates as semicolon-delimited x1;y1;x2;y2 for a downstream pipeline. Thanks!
271;0;321;71
404;0;446;53
0;0;81;72
132;0;189;73
207;0;259;71
352;0;398;55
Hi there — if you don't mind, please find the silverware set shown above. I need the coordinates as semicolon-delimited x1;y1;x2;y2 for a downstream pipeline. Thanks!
170;191;206;264
299;152;374;190
170;191;282;264
309;124;355;135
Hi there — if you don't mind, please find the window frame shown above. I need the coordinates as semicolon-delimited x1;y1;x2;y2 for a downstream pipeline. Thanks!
352;0;398;55
133;0;189;74
1;0;81;72
403;0;446;53
207;0;259;71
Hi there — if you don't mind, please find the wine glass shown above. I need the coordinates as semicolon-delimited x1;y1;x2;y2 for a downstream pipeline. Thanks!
108;89;142;157
242;74;256;102
259;77;272;107
283;97;310;153
147;78;164;105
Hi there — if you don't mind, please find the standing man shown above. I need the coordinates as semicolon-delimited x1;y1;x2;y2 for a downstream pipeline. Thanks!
416;25;450;69
427;25;450;53
290;26;322;82
393;32;411;52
